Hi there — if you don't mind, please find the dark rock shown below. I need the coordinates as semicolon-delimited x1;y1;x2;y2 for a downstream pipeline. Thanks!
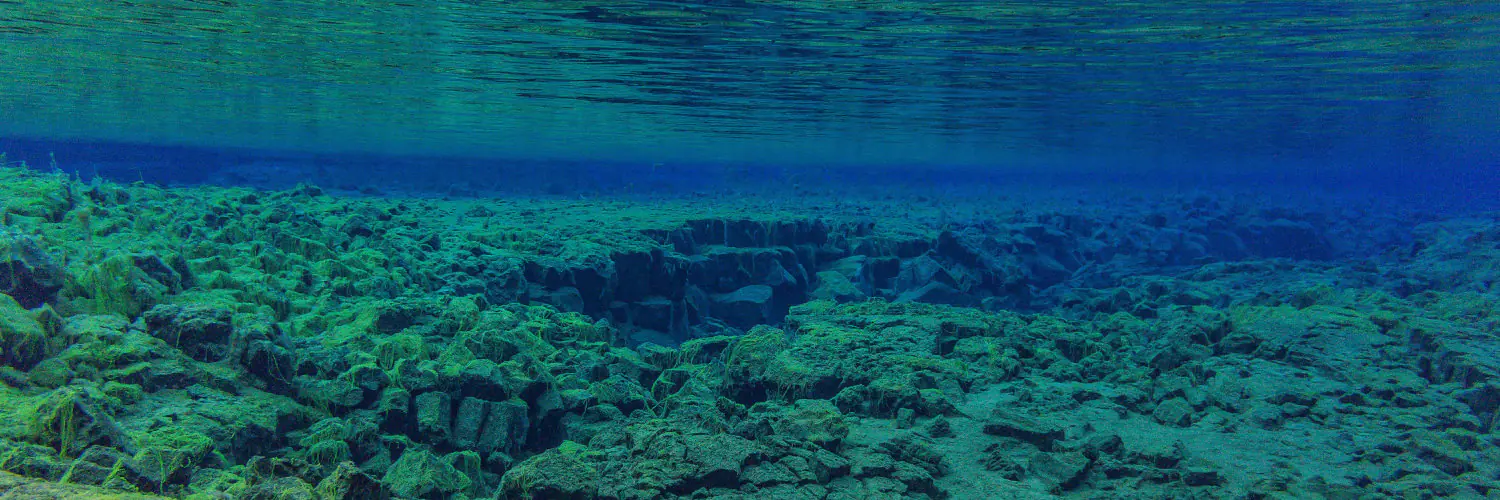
242;338;298;391
1242;219;1330;259
879;433;946;477
895;254;961;293
811;448;851;482
983;409;1065;451
500;442;600;499
924;416;953;438
314;461;391;500
811;270;866;303
451;397;488;449
1;295;52;370
711;285;776;329
983;450;1024;480
477;399;529;455
382;449;470;498
1085;434;1123;457
678;433;755;491
894;282;977;307
542;286;586;314
414;391;452;443
1408;430;1474;476
1217;331;1261;354
374;392;412;439
239;476;317;499
0;228;65;308
631;296;678;333
1152;398;1194;427
131;253;190;292
1182;460;1221;486
142;304;234;362
849;449;899;478
895;408;917;429
1029;450;1090;491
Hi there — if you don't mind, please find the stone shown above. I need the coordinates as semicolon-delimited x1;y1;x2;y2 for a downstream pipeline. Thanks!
0;228;65;308
850;449;899;478
414;391;453;442
142;304;234;362
1152;398;1194;427
451;397;488;449
1182;460;1221;486
1408;430;1474;476
712;285;775;329
894;282;977;307
983;408;1064;451
382;449;470;498
680;433;755;489
477;399;530;455
1028;450;1090;491
0;295;51;370
895;408;917;429
811;270;867;303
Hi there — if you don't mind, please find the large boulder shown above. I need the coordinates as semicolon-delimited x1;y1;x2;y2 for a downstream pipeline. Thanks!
712;285;776;329
0;228;64;308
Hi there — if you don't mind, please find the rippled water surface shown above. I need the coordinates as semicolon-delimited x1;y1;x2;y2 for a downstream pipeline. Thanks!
2;0;1497;167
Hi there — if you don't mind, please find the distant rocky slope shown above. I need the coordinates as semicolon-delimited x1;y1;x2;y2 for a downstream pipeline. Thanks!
0;164;1494;498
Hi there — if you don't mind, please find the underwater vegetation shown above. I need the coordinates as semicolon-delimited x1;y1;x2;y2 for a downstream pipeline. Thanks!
0;163;1497;499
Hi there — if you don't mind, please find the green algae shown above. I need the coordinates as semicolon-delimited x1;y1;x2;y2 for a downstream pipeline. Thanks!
0;295;53;370
0;166;1496;498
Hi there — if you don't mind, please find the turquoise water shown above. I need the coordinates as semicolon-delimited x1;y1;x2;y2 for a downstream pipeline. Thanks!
3;0;1498;171
2;2;1499;499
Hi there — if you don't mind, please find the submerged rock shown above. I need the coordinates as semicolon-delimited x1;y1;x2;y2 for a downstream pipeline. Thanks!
0;228;65;308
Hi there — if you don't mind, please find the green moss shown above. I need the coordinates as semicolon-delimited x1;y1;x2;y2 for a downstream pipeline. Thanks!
27;387;84;458
131;427;214;491
723;325;788;373
500;441;601;498
72;255;167;318
0;168;73;223
102;381;143;405
373;334;427;371
0;295;52;370
382;448;471;498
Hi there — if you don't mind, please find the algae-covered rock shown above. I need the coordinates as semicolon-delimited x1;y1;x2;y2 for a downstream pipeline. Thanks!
0;469;166;499
712;285;776;329
129;427;214;491
70;255;171;319
21;386;124;459
983;408;1064;451
141;304;233;362
381;448;470;498
762;399;849;447
0;228;66;308
0;295;55;370
1029;450;1090;492
500;441;600;499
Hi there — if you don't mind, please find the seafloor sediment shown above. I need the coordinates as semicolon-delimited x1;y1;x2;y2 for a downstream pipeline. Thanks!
0;165;1496;499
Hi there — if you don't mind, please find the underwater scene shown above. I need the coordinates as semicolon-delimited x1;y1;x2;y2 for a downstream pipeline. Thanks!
2;1;1499;499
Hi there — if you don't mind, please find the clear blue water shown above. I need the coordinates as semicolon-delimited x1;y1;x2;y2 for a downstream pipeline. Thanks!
2;0;1497;191
3;3;1500;498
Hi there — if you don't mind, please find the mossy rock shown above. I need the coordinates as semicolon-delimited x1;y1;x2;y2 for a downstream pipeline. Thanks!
22;386;124;459
0;170;74;223
129;427;214;491
0;469;166;499
69;255;170;319
500;441;600;500
723;325;788;375
0;227;67;308
767;399;850;447
0;294;56;370
381;448;471;498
